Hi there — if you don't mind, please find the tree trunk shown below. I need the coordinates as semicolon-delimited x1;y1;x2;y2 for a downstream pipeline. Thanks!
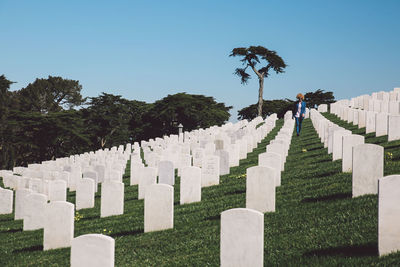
257;77;264;117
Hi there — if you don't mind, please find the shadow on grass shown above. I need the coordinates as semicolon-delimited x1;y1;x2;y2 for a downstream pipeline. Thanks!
384;143;400;150
204;214;220;221
110;229;143;238
314;170;341;179
224;189;245;196
0;216;14;222
313;158;333;164
0;228;22;233
303;146;325;152
302;192;352;203
13;245;43;253
304;243;378;257
124;197;139;202
301;152;328;160
79;214;99;221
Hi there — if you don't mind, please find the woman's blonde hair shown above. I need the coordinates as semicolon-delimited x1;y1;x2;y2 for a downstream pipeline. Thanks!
296;93;304;100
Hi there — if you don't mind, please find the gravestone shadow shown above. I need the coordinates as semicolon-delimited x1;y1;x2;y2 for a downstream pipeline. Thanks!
303;243;378;257
302;192;352;203
204;214;220;221
0;216;14;222
110;228;143;238
224;189;245;196
13;245;43;253
0;228;22;233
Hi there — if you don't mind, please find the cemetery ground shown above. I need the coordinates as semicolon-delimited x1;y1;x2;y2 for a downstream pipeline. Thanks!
1;118;400;266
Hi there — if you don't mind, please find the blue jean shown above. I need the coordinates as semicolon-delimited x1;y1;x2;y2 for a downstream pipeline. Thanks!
295;116;303;135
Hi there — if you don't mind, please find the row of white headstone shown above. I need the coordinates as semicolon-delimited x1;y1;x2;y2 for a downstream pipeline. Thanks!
1;115;273;220
0;115;279;267
78;115;278;266
0;146;130;220
311;109;382;197
128;115;279;233
311;105;400;257
336;89;400;113
220;111;295;267
330;88;400;142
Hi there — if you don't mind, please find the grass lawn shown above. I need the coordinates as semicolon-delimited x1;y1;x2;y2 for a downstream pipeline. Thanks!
1;117;400;266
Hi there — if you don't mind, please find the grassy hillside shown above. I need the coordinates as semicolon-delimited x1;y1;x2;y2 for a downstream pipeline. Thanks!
1;117;400;266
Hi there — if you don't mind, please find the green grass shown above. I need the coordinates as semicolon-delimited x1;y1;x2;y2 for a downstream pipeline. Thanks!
1;117;400;266
322;112;400;176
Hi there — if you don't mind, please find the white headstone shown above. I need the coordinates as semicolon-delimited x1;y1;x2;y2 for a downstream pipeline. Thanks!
43;201;74;250
15;188;33;220
379;175;400;256
0;188;13;214
239;139;248;159
389;101;400;115
215;139;224;150
347;109;354;123
177;154;192;176
158;160;174;185
320;104;328;113
246;166;276;213
100;180;124;218
60;171;70;187
48;180;67;202
373;100;382;112
358;110;366;128
375;113;388;137
215;150;230;176
266;143;285;171
192;148;205;168
69;167;82;192
29;178;43;193
388;115;400;142
76;178;95;210
94;165;106;183
353;109;359;125
204;143;216;155
366;111;377;134
138;167;157;200
342;135;365;172
109;170;122;183
201;155;220;187
227;144;240;167
130;163;144;186
83;171;98;193
144;184;173;232
258;152;281;186
23;193;47;231
71;234;115;267
180;166;201;204
352;144;383;197
332;129;351;161
220;208;263;267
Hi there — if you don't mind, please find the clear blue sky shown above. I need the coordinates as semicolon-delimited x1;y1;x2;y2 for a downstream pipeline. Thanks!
1;0;399;121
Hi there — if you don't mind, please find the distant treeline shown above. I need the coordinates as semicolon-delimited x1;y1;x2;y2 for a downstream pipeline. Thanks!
0;75;231;169
237;90;335;120
0;75;335;169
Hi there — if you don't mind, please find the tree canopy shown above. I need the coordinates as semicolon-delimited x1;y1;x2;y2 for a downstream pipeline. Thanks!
230;46;287;116
238;89;336;120
237;99;294;120
0;75;232;169
143;93;232;138
17;76;85;113
304;89;335;109
81;93;149;148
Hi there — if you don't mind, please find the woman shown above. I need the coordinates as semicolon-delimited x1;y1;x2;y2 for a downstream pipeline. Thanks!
293;93;306;136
